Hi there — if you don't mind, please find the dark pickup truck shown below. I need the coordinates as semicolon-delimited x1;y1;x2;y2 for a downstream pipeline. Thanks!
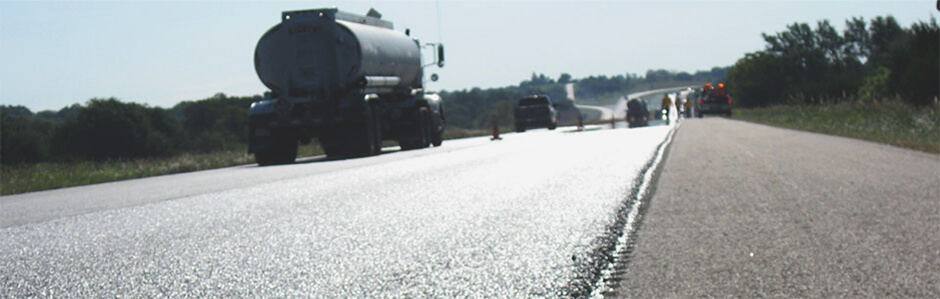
514;95;558;132
626;98;650;128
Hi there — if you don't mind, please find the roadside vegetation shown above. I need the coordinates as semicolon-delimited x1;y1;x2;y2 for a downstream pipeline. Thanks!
724;15;938;154
726;16;937;108
735;101;939;153
0;144;327;196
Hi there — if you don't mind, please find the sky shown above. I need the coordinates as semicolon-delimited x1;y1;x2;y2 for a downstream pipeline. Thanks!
0;0;935;112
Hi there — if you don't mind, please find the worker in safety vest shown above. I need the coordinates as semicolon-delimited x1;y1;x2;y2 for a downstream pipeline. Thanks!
661;95;672;114
675;97;683;118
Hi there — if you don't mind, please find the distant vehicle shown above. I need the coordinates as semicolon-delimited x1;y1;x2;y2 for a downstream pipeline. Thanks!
625;98;650;128
514;95;558;132
696;83;733;117
247;8;446;165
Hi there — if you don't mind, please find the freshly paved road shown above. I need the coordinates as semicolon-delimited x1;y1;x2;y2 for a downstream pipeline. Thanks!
600;117;940;298
1;124;674;298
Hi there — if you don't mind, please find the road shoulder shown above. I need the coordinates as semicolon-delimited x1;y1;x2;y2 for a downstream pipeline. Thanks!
607;118;940;298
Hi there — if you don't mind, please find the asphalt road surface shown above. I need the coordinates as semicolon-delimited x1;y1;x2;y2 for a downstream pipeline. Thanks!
597;117;939;298
1;124;675;297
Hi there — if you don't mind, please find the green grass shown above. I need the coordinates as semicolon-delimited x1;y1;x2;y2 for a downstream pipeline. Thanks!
734;100;940;154
0;144;324;196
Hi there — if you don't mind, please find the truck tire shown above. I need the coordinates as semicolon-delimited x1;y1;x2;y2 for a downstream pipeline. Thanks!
548;121;557;130
351;103;381;156
400;107;430;150
430;108;443;147
255;134;298;166
323;104;380;158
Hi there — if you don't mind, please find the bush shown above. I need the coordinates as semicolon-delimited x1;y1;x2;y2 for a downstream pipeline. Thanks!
51;98;185;160
0;107;56;164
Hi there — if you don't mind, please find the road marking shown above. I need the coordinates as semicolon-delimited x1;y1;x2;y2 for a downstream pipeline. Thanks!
588;122;680;299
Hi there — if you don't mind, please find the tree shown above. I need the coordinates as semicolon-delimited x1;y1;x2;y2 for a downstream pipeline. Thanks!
868;16;905;68
645;69;672;82
815;20;845;65
0;107;55;164
178;93;258;152
51;98;184;160
726;52;787;107
843;17;870;62
675;72;693;81
888;19;939;106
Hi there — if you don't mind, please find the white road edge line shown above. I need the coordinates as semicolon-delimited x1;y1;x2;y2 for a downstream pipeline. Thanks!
589;121;681;299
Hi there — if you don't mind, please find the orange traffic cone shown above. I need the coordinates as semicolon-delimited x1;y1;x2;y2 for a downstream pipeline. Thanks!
490;116;502;141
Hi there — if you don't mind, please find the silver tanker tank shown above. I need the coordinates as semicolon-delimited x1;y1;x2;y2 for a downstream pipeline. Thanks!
248;8;445;165
254;9;423;98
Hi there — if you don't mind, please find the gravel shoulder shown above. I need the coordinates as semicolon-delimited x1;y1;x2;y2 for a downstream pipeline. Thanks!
608;117;940;298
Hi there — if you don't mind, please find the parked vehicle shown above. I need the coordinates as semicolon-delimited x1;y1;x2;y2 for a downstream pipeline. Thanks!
514;95;558;132
626;98;650;128
248;8;446;165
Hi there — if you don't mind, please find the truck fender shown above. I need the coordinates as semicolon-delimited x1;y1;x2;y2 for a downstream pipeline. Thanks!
249;99;277;116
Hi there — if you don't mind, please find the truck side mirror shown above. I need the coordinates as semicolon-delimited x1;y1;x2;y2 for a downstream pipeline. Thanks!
437;44;445;68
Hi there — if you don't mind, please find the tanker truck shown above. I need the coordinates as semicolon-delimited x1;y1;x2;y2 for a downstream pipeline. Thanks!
248;8;445;165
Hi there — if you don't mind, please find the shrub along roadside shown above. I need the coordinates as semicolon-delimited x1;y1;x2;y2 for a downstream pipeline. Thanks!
733;100;939;154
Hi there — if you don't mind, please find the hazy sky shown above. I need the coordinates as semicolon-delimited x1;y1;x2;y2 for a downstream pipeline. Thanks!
0;1;935;111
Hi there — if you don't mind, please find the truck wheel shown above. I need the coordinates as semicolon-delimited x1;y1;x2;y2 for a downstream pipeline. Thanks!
548;121;557;130
430;109;443;147
255;134;297;166
420;107;431;148
400;107;430;150
515;125;525;133
318;104;380;158
344;104;381;157
354;103;381;156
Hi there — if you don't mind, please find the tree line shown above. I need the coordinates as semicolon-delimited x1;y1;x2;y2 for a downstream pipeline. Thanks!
1;69;727;165
725;16;939;107
1;93;258;164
